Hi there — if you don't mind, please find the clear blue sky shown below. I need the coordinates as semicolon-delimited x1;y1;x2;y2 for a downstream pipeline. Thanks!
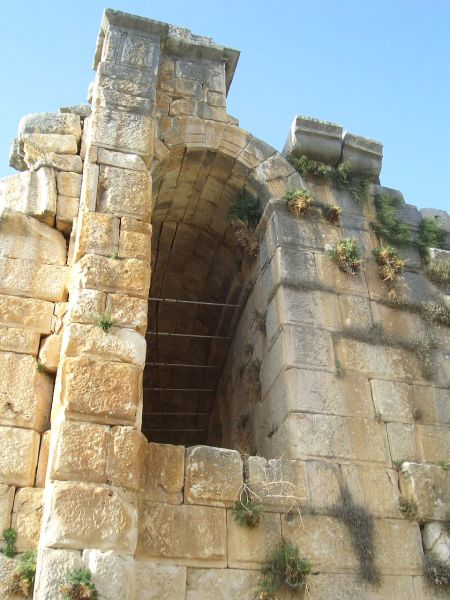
1;0;449;211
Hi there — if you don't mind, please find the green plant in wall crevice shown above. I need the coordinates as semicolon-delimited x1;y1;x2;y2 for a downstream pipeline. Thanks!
0;527;17;558
372;193;411;246
228;191;262;256
372;246;405;283
286;150;329;181
95;311;114;333
284;188;312;218
335;161;370;206
60;567;99;600
330;238;363;275
6;550;37;597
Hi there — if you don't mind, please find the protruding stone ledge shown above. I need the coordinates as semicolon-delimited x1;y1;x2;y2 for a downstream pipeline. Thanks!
341;132;383;179
283;115;343;165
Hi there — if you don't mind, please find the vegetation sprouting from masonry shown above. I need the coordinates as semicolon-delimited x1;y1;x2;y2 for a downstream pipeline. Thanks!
372;246;405;282
332;485;380;585
95;311;114;333
0;528;17;558
228;191;262;256
284;188;312;217
423;554;450;591
331;239;363;274
255;540;311;599
6;550;37;597
60;568;99;600
232;491;263;528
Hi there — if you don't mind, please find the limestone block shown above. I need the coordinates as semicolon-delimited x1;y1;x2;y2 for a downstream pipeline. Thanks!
119;230;151;262
416;424;450;464
338;294;373;329
19;112;81;139
56;171;82;198
0;554;22;599
186;568;260;600
0;485;14;530
22;133;78;155
135;561;186;600
334;339;423;381
0;326;40;355
67;288;106;324
83;550;136;600
246;456;310;512
56;195;79;233
108;426;146;490
0;208;66;265
370;379;413;423
342;464;402;518
227;510;282;568
72;254;151;299
106;293;147;334
184;446;243;507
98;165;151;221
61;322;146;367
90;107;154;157
137;501;226;566
0;294;53;333
386;422;420;463
0;168;57;225
0;351;53;431
399;462;450;521
413;575;450;599
374;519;423;574
75;211;120;259
79;162;99;212
11;487;43;551
411;385;450;425
46;152;83;173
261;247;317;299
277;413;390;464
420;207;450;231
42;481;137;552
52;301;68;334
51;421;110;483
38;334;62;373
0;257;68;302
422;522;450;562
59;357;141;424
306;461;342;513
60;104;91;119
283;514;358;572
139;442;185;504
309;573;416;599
33;547;83;600
8;137;27;172
370;303;427;344
207;90;226;107
283;115;343;165
0;426;39;486
35;430;50;487
315;252;369;296
341;132;383;179
97;148;147;171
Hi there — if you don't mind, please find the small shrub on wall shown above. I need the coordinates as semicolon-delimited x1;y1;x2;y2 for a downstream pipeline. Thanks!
372;245;405;282
256;540;311;599
6;551;36;597
330;239;363;274
284;188;312;218
228;192;262;256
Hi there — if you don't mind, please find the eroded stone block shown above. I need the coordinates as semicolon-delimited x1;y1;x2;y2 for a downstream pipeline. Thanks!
0;257;68;302
19;112;81;139
416;424;450;464
106;293;147;334
0;294;53;333
0;485;14;531
227;510;282;568
35;430;50;487
370;379;412;423
400;462;450;521
34;547;83;600
98;165;152;221
83;549;136;600
139;442;185;504
283;115;343;165
386;422;419;463
108;426;146;490
0;326;40;355
75;211;120;259
67;288;106;324
90;107;154;157
0;167;57;225
341;132;383;179
135;561;186;600
38;334;62;373
0;426;40;486
186;568;259;600
11;487;44;552
22;133;78;155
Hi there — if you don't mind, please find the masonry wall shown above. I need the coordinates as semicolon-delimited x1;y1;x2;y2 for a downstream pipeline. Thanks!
0;8;448;600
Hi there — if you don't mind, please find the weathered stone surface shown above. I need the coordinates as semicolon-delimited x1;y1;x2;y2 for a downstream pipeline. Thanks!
61;322;146;367
315;252;368;296
185;446;243;507
399;462;450;521
0;257;68;301
342;464;402;518
83;550;136;600
52;301;68;334
97;148;147;171
106;293;147;334
46;152;83;173
275;413;390;464
0;294;53;333
370;379;413;423
283;115;343;165
0;167;57;225
310;574;416;599
22;132;78;155
75;211;120;258
411;385;450;425
34;547;83;600
42;481;137;552
0;427;39;486
186;568;260;600
58;356;141;425
11;487;43;551
0;326;40;355
261;247;317;298
19;112;81;139
246;456;310;512
67;288;106;324
0;208;66;265
38;334;62;372
422;522;450;562
386;422;420;463
135;561;186;600
8;137;27;172
35;430;50;487
374;519;423;574
90;107;154;156
0;554;23;600
370;303;427;344
416;424;450;464
139;442;185;504
56;195;79;233
0;351;53;431
339;294;373;329
56;171;82;197
72;254;151;299
108;426;146;490
118;229;151;261
334;339;423;381
306;461;342;513
98;165;152;220
51;420;110;483
0;485;14;530
137;501;226;566
413;575;450;599
341;132;382;179
227;510;282;568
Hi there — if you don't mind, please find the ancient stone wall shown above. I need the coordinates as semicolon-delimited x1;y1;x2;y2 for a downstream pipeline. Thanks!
0;8;448;600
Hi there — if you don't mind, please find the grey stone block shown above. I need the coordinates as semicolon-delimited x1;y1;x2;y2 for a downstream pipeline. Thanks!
341;132;383;179
283;115;343;165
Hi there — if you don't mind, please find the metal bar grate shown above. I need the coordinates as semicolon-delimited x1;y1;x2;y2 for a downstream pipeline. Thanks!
147;331;229;340
148;297;241;308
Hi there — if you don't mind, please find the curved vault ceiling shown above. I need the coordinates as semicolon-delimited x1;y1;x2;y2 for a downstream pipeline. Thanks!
143;147;254;444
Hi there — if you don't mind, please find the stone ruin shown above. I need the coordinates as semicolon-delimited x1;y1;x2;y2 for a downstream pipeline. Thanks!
0;8;449;599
